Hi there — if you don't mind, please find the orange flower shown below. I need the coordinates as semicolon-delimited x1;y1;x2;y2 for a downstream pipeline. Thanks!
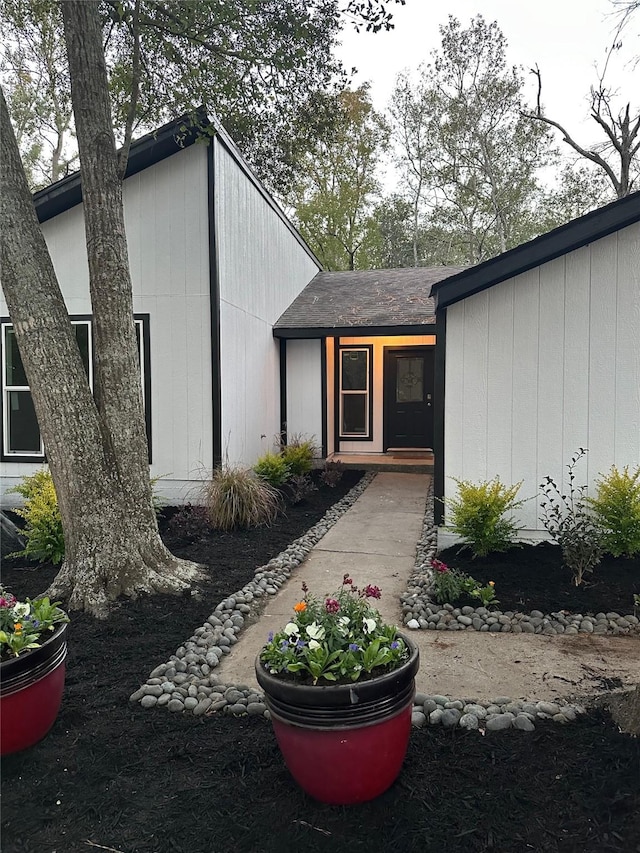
14;623;22;633
293;601;307;613
488;581;495;587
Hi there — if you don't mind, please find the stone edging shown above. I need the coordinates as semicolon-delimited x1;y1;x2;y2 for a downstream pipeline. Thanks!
401;480;640;637
129;472;377;715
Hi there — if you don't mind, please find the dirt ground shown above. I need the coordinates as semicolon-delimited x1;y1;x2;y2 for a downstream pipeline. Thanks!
2;471;640;852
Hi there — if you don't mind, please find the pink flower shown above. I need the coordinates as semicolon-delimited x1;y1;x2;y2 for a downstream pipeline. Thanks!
325;598;340;613
431;559;449;574
364;584;381;599
342;574;353;586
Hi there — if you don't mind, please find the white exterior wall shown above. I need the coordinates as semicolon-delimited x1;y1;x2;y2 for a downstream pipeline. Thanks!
443;223;640;534
215;140;320;465
338;334;436;453
285;339;323;445
1;144;212;505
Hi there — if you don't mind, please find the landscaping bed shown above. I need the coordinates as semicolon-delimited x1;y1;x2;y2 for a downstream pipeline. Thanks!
2;472;640;852
438;542;640;617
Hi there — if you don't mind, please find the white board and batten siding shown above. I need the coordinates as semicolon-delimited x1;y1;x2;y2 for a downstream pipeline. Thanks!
1;144;213;506
444;222;640;536
214;140;320;465
285;340;323;445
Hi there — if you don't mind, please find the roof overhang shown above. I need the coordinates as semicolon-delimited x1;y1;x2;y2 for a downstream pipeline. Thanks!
273;323;436;339
433;191;640;309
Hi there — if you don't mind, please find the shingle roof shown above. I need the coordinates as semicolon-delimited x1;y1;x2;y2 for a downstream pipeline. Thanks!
274;267;465;336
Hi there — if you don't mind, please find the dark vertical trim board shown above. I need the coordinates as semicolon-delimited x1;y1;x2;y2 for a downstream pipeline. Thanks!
320;338;328;458
433;309;446;525
135;313;153;463
333;336;340;454
279;338;287;444
207;139;223;468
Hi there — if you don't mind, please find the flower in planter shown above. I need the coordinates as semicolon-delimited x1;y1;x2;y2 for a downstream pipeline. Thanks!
0;587;69;661
260;574;407;685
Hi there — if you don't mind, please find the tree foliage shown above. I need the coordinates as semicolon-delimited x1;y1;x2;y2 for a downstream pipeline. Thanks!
0;0;405;194
289;86;389;270
389;16;556;265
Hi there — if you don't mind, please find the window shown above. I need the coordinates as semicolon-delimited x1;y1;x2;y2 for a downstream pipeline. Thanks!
1;316;148;459
339;346;372;439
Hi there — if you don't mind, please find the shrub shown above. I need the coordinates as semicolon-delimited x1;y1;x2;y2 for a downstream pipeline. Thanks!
286;473;318;505
587;465;640;558
539;448;604;586
205;464;280;531
320;460;345;488
430;559;498;606
9;468;65;565
444;476;526;557
280;435;316;476
253;452;291;487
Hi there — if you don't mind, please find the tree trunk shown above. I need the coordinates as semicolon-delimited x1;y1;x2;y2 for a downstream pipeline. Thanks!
0;3;202;618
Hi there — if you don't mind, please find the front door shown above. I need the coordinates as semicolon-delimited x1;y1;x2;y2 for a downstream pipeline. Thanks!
383;347;434;449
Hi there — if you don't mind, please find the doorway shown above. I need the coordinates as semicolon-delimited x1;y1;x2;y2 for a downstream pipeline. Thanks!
383;347;434;449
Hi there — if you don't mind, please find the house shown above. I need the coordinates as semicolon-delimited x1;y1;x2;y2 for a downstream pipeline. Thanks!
3;106;639;532
1;111;321;505
274;266;463;459
432;190;640;538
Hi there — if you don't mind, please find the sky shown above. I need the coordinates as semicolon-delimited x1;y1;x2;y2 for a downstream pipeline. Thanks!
336;0;638;149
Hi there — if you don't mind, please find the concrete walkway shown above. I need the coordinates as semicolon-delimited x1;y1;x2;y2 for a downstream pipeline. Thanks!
216;472;428;687
215;472;640;701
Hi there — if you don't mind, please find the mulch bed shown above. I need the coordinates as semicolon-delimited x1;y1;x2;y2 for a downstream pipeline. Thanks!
2;472;640;853
438;543;640;616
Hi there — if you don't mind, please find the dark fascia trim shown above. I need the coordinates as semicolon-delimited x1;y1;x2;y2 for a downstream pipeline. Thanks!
273;323;436;340
433;308;447;525
34;108;210;224
320;339;328;458
337;343;375;443
433;191;640;309
279;338;287;445
207;141;223;469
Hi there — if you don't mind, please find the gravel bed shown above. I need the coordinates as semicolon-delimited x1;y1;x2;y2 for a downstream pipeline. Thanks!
131;472;635;729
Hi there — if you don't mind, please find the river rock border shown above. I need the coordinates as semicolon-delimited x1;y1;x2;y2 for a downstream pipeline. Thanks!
401;480;640;637
130;472;376;715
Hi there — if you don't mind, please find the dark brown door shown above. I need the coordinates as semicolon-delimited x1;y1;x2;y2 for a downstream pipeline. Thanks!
383;347;434;449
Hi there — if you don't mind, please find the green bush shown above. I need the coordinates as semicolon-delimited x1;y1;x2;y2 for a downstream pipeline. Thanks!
205;465;280;531
587;465;640;558
444;476;526;557
253;452;291;487
430;559;498;606
539;448;603;586
9;468;65;565
280;435;316;475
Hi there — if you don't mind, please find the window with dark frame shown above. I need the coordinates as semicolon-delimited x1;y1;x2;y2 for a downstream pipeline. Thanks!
1;317;147;459
339;347;371;439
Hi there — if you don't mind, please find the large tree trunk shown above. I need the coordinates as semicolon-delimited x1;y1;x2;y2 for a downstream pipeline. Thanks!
0;2;202;618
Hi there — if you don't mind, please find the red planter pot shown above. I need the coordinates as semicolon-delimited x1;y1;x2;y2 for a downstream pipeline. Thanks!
0;622;68;756
255;632;419;805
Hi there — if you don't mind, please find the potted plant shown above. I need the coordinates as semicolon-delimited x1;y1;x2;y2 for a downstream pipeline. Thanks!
255;575;419;805
0;588;69;755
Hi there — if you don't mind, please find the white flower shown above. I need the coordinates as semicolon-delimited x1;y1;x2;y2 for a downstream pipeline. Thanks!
306;621;326;641
308;639;321;650
283;622;299;637
13;602;30;618
338;616;350;627
362;617;377;634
